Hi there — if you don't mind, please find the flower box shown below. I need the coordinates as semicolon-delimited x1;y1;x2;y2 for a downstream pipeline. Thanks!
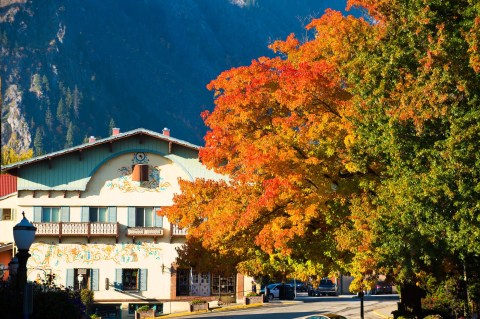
190;303;208;312
244;295;264;305
135;309;155;319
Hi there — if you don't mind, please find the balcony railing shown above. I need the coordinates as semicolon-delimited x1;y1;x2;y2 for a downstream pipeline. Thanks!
33;222;119;242
170;224;187;242
126;227;164;243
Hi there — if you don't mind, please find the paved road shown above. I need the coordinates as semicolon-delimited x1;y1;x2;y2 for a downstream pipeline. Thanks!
173;294;399;319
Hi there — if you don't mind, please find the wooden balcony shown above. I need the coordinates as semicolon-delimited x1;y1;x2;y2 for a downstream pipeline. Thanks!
126;227;164;243
33;222;119;243
170;224;187;242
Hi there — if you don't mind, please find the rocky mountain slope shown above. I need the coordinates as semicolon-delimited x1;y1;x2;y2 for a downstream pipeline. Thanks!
1;0;349;154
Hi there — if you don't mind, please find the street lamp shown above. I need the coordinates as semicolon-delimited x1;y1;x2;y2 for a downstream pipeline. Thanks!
0;264;7;281
13;212;36;293
77;274;84;290
8;256;19;284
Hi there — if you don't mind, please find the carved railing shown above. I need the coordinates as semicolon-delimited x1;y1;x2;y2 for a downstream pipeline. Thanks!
126;227;164;243
171;224;188;237
33;222;119;242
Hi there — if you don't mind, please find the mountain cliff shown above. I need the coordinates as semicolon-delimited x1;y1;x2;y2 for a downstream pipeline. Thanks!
1;0;348;154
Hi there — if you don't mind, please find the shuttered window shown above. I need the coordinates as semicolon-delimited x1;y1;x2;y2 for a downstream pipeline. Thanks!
114;268;147;291
128;207;162;227
132;164;149;182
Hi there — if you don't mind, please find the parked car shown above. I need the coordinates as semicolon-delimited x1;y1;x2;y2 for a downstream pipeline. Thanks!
308;279;337;296
304;313;348;319
260;283;294;300
288;280;307;292
373;281;392;294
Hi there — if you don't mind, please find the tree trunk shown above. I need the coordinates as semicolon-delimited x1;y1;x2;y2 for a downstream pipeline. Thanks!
398;283;425;318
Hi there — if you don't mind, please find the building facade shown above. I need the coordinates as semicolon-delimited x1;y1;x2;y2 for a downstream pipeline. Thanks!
0;128;254;318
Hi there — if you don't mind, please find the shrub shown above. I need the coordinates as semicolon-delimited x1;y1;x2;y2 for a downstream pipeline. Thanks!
246;292;260;297
190;299;207;305
80;289;94;314
137;305;151;312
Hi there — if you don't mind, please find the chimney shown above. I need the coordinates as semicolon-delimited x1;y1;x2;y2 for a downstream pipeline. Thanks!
162;127;170;136
112;127;120;136
88;136;96;143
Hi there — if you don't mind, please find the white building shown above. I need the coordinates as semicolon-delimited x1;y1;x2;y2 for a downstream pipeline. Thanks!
0;127;254;318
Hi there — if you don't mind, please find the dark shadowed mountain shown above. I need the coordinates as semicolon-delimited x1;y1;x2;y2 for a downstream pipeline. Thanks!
1;0;351;154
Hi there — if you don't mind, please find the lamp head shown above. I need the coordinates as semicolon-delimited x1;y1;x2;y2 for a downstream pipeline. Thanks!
13;212;37;251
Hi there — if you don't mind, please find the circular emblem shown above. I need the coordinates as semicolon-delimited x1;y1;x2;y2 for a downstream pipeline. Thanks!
135;152;146;163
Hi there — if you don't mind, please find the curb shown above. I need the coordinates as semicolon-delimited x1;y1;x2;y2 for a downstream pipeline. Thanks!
155;299;301;318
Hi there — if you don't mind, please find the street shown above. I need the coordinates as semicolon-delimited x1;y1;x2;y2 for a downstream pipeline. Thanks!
174;294;400;319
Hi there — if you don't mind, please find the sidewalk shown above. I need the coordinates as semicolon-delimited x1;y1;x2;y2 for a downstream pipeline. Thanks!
155;296;397;319
156;299;297;318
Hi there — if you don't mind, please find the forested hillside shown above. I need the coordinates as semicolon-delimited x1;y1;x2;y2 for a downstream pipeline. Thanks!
0;0;349;154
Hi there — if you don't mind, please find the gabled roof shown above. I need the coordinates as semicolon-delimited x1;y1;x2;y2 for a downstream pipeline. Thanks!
1;128;201;172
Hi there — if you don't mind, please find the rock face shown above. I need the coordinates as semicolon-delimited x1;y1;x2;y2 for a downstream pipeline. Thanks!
0;0;348;153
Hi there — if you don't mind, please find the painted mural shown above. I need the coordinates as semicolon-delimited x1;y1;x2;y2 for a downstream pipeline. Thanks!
105;153;171;193
29;242;163;267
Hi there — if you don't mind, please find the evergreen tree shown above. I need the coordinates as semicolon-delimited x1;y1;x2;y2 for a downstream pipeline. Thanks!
65;122;74;148
45;106;53;131
42;75;50;92
65;87;72;111
56;97;65;125
73;85;81;118
33;127;44;156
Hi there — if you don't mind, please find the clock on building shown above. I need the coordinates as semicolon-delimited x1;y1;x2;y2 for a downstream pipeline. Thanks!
134;152;146;163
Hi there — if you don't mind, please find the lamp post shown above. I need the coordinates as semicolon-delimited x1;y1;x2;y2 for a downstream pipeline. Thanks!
13;212;36;317
358;290;365;319
77;274;84;290
8;256;19;284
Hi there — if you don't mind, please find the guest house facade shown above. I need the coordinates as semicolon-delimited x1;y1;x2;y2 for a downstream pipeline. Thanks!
0;128;254;318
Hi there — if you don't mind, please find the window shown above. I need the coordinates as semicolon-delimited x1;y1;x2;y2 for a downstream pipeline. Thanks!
81;207;116;223
42;207;61;222
176;269;190;296
89;207;109;222
136;207;153;227
115;268;147;291
75;268;90;290
34;207;69;223
211;274;236;295
128;207;162;228
66;268;99;291
132;164;149;182
123;269;138;290
1;208;14;221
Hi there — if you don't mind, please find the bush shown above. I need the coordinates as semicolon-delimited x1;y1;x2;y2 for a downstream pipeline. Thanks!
80;289;94;314
190;299;206;305
136;305;151;312
246;292;261;297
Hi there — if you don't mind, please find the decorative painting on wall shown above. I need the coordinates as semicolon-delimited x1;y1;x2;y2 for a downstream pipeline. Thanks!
105;153;171;192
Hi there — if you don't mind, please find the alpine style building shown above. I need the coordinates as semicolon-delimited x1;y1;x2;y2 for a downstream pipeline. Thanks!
0;127;255;318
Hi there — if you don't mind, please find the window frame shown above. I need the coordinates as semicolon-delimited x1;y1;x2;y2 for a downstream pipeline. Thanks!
41;207;61;222
135;207;154;227
89;207;109;222
1;208;14;221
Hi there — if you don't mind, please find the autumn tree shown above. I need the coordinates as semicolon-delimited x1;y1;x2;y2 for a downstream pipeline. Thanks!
163;1;480;316
162;16;366;282
338;0;480;316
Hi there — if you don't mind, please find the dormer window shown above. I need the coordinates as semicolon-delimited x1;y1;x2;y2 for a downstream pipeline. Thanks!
132;164;149;182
